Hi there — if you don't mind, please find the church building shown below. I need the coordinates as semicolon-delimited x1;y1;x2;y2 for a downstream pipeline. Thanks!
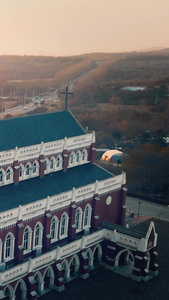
0;105;158;299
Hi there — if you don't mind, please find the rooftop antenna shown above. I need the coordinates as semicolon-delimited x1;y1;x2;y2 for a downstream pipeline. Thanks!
61;86;73;110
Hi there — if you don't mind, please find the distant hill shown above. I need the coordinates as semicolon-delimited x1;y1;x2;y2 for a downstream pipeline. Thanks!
136;46;165;52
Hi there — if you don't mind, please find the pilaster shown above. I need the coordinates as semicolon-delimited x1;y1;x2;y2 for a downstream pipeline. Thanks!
79;247;89;279
68;188;77;240
118;187;127;226
13;147;19;184
43;196;52;252
15;206;24;263
39;142;45;177
53;262;65;292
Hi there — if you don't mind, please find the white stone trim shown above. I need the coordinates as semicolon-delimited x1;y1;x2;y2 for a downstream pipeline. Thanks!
0;173;126;228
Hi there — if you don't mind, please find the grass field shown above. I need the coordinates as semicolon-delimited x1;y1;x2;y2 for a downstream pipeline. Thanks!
40;218;169;300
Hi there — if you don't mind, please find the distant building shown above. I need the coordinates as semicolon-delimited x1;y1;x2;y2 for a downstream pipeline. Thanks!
0;110;158;299
101;149;124;164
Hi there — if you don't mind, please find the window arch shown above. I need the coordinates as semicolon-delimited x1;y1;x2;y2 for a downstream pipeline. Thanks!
0;239;2;262
32;160;39;176
33;222;43;249
50;217;59;242
83;204;92;229
44;158;49;174
6;167;13;182
82;149;88;162
76;151;81;163
34;271;43;296
4;233;15;260
43;266;55;290
23;226;32;253
25;162;32;177
59;213;69;239
69;254;80;277
19;164;24;180
0;168;5;184
50;157;55;170
14;279;27;300
75;207;83;232
69;152;75;166
4;285;14;300
61;259;69;282
56;155;63;169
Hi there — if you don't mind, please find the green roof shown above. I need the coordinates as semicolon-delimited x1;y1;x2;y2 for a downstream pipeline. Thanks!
0;163;113;213
0;110;85;151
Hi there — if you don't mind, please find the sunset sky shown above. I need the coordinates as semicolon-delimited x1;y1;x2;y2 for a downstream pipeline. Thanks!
0;0;169;56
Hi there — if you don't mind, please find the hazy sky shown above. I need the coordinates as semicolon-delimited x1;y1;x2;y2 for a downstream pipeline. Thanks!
0;0;169;56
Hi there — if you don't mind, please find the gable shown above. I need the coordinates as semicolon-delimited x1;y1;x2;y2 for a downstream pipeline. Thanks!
146;221;157;249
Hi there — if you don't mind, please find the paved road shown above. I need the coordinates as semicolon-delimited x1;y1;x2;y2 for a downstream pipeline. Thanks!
126;196;169;222
0;97;60;119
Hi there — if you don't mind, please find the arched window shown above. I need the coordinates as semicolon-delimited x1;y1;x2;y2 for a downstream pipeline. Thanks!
23;226;32;252
50;158;54;170
82;149;88;162
6;168;13;182
0;239;2;262
4;286;14;300
4;233;15;260
32;161;39;175
25;163;31;177
83;204;92;228
0;170;3;183
19;165;24;179
6;169;10;181
56;155;62;169
76;151;81;163
34;223;43;248
14;280;27;300
44;158;49;173
60;213;68;239
69;152;75;166
75;208;83;232
50;217;58;242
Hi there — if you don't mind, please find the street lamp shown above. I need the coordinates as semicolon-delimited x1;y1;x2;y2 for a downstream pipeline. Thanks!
137;201;141;217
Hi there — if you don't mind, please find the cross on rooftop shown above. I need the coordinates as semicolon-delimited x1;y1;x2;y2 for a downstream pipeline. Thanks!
61;86;73;110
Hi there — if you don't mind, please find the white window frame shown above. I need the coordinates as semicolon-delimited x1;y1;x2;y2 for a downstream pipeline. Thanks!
69;152;75;167
0;168;5;185
59;213;69;239
82;149;88;163
25;162;32;178
50;156;56;171
5;167;13;184
23;226;32;253
44;158;50;174
76;150;81;164
4;233;15;261
75;207;83;232
19;164;24;180
33;222;43;249
32;160;39;177
56;155;63;170
83;204;92;229
50;216;59;242
0;239;2;262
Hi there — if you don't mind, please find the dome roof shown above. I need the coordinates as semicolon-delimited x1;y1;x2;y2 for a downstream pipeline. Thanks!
101;149;123;162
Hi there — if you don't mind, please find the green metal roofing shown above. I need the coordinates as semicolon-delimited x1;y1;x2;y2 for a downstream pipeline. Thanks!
0;110;86;151
0;163;114;213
